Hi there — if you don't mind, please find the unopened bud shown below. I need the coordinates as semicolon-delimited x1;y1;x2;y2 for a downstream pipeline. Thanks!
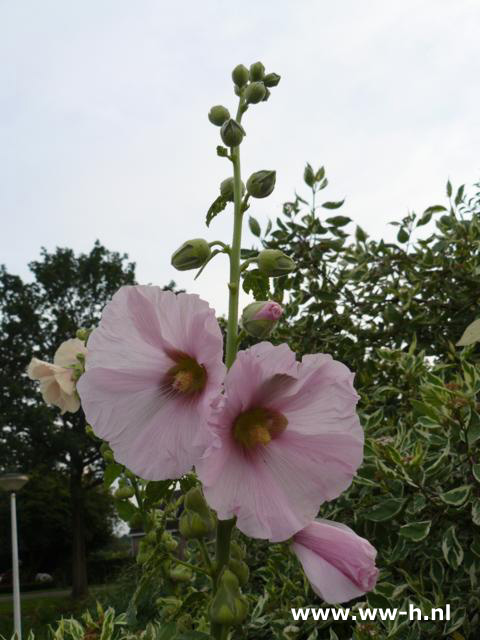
220;177;246;202
209;569;248;626
179;487;216;539
208;105;230;127
249;61;265;81
262;88;271;102
232;64;249;88
171;239;211;271
169;564;192;583
114;485;135;499
76;327;92;342
220;119;245;147
100;443;114;463
245;81;266;104
161;531;178;552
229;558;250;586
263;72;281;87
246;170;276;199
241;301;283;339
257;249;296;277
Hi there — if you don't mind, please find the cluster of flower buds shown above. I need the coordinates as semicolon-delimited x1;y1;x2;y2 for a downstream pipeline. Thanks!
209;568;248;626
179;486;216;539
228;540;249;586
171;238;211;272
207;61;280;149
241;300;283;339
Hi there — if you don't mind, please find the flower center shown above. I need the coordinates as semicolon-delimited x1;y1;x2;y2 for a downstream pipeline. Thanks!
167;354;207;395
233;407;288;449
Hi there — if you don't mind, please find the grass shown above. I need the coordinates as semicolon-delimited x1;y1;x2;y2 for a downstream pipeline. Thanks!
0;586;114;640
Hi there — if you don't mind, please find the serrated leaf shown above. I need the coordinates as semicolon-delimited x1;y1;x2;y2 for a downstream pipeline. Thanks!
363;498;405;522
206;195;228;227
248;216;261;237
442;525;463;569
322;200;345;210
440;485;471;506
399;520;431;541
457;318;480;346
104;463;123;489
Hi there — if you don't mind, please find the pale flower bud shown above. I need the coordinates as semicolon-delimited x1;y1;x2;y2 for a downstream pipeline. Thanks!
171;239;211;271
241;301;283;339
257;250;296;277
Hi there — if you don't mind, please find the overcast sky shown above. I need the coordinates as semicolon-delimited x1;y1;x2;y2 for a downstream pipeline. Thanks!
1;0;479;315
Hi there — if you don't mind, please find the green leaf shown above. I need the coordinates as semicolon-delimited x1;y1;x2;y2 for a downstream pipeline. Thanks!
157;624;178;640
326;215;351;227
242;269;270;299
472;499;480;526
443;607;466;634
355;225;367;242
145;480;171;504
457;318;480;346
467;412;480;447
399;520;431;541
315;166;325;182
363;498;405;522
442;525;463;569
322;200;345;210
248;216;261;237
206;195;228;227
216;145;229;158
473;463;480;483
446;179;452;197
177;633;210;640
397;227;409;243
103;463;123;489
440;485;471;506
304;163;315;187
115;499;137;522
328;629;339;640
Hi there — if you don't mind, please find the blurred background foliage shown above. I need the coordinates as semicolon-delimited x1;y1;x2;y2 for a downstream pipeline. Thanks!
1;170;479;639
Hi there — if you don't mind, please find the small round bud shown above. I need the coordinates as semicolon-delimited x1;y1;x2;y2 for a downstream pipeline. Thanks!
220;119;245;147
232;64;249;88
171;239;211;271
241;300;283;339
220;177;246;202
179;487;216;539
209;569;248;626
263;72;281;87
249;61;265;81
161;531;178;552
244;81;266;104
208;105;230;127
257;249;296;277
229;558;250;586
169;565;192;583
114;485;135;499
76;327;92;342
246;170;276;199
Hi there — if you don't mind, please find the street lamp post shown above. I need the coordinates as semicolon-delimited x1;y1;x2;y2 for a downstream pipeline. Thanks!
0;473;29;640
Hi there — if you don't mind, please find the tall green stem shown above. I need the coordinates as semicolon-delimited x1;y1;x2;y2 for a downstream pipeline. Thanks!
212;96;245;640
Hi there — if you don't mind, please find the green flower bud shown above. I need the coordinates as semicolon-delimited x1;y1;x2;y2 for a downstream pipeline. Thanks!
241;301;283;339
169;564;192;583
209;569;248;626
75;327;92;342
220;119;245;147
262;88;271;102
161;531;178;552
232;64;249;88
244;81;266;104
100;443;114;463
263;72;281;87
208;105;230;127
229;558;250;586
249;61;265;81
115;485;135;499
230;540;246;560
179;487;216;539
220;177;246;202
171;239;211;271
246;170;276;199
156;596;181;617
257;249;296;277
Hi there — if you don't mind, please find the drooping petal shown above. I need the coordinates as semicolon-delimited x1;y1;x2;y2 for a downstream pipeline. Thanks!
53;338;87;368
292;519;379;603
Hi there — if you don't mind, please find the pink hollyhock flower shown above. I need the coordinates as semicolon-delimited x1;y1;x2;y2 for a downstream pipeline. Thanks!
197;342;364;541
292;519;379;603
27;338;87;414
77;286;225;480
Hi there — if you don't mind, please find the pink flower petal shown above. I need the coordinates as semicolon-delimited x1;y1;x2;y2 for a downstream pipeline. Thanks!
292;519;379;603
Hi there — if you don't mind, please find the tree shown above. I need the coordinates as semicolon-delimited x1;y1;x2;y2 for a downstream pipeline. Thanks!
0;242;136;597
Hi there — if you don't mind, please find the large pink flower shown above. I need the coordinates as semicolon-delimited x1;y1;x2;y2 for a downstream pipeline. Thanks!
197;342;364;541
77;286;225;480
292;519;379;603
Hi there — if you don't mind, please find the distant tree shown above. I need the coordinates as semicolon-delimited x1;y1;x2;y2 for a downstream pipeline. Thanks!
0;242;136;598
0;468;115;581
